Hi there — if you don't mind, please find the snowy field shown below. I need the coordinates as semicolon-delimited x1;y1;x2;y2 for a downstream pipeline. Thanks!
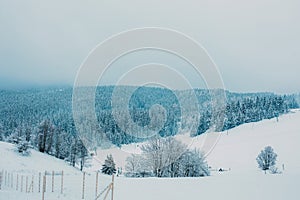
1;109;300;200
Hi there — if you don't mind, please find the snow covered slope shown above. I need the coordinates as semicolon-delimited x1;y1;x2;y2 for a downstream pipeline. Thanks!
0;142;78;173
1;109;300;200
93;109;300;173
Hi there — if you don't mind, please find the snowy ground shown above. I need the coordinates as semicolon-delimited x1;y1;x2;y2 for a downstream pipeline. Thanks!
1;109;300;200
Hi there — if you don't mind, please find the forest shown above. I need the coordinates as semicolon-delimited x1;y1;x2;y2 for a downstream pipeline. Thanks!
0;86;298;169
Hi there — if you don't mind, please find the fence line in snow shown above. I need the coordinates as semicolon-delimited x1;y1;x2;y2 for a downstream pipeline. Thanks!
0;169;115;200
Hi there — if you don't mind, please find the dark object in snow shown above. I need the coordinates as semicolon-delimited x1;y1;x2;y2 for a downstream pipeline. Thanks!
101;154;116;175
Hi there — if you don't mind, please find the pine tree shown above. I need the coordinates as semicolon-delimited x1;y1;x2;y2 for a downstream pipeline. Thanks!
101;154;116;175
77;140;88;171
0;123;4;141
17;139;30;156
37;120;54;153
25;127;31;142
7;129;22;144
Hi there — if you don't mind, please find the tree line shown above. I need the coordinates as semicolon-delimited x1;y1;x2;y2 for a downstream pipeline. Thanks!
0;86;298;170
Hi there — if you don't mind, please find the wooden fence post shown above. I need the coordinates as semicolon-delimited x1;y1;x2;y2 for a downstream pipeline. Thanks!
11;173;13;188
103;184;111;200
61;170;64;194
39;172;41;193
7;172;9;186
42;175;46;200
16;174;18;191
44;171;46;192
26;176;28;192
111;174;114;200
82;172;85;199
0;170;2;190
95;172;99;198
52;171;54;192
21;175;23;192
4;171;7;186
7;172;10;187
31;175;34;193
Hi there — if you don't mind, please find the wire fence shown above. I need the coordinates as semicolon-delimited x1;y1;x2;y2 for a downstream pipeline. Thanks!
0;169;114;200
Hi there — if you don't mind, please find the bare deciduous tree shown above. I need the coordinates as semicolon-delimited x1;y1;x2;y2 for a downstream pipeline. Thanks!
256;146;277;172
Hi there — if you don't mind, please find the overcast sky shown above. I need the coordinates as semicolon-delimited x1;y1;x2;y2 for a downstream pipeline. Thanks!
0;0;299;94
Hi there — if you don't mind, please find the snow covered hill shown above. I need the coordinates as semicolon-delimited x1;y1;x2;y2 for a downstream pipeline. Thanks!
1;109;300;200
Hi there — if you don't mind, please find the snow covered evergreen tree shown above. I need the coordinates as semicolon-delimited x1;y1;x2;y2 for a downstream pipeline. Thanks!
256;146;277;171
7;128;22;144
25;127;31;142
68;138;88;169
37;120;54;153
77;140;88;171
101;154;116;175
17;140;30;156
0;123;3;141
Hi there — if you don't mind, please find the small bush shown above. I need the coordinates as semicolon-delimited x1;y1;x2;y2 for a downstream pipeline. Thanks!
17;141;31;156
269;166;282;174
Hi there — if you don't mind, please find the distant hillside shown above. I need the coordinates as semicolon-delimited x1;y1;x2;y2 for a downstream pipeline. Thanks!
0;86;298;166
1;109;300;200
